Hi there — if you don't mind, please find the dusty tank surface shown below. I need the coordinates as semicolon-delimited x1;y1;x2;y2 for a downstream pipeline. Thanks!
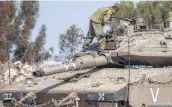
1;17;172;107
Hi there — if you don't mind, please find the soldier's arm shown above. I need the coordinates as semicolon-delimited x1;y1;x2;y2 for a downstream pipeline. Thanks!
103;10;112;25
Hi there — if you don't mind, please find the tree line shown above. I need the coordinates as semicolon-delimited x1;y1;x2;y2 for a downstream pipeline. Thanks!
113;1;172;25
0;1;53;64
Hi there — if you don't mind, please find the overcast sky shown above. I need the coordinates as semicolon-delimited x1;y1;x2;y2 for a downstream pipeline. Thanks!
31;1;134;56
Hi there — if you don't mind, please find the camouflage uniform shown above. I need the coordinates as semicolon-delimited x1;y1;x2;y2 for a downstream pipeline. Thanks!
167;11;172;20
83;7;116;51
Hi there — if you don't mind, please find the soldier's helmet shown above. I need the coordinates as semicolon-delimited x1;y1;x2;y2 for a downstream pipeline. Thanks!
111;5;119;12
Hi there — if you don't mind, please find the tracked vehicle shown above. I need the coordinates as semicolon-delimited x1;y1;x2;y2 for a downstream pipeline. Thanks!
1;17;172;107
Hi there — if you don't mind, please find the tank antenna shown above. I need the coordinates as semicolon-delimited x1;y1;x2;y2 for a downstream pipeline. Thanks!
127;25;131;106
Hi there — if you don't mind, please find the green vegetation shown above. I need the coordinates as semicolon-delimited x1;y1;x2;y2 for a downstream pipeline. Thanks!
114;1;135;19
113;1;172;25
0;1;53;63
58;25;83;62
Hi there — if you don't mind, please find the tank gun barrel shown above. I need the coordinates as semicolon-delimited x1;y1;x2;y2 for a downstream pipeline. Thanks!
32;55;108;77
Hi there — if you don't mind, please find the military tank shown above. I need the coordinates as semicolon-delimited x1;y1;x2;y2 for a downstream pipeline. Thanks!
1;17;172;107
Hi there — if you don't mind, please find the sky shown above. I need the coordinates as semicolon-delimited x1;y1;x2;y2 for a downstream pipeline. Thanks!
31;1;134;56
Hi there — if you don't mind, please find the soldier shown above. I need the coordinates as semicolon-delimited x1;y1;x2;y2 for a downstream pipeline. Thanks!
83;6;119;52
